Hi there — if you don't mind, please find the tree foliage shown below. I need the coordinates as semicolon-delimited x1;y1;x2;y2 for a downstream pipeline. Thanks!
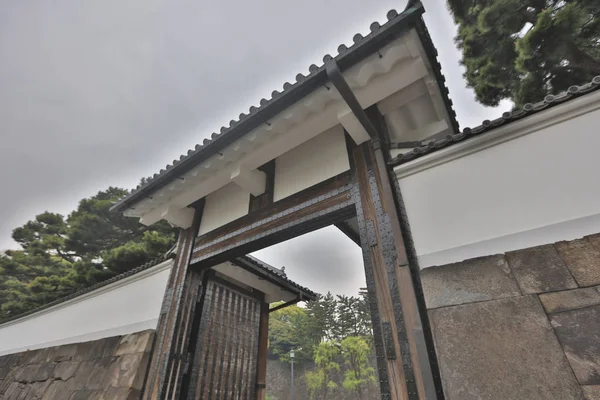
268;304;315;363
340;336;377;400
0;187;176;322
305;341;341;400
448;0;600;107
268;289;372;365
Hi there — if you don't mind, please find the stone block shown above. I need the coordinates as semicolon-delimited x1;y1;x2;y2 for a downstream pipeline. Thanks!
69;389;103;400
42;380;73;399
99;387;140;400
556;238;600;287
115;330;154;356
29;379;53;398
551;305;600;385
51;343;78;362
429;295;583;400
35;363;56;382
74;336;119;361
85;357;116;390
108;353;148;390
587;233;600;250
3;382;22;399
0;354;11;368
18;364;41;382
505;244;578;294
28;348;51;365
421;255;521;309
583;386;600;400
54;361;79;381
539;287;600;314
72;360;96;389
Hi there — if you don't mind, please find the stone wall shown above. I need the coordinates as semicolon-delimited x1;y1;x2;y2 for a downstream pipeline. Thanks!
0;330;154;400
421;233;600;400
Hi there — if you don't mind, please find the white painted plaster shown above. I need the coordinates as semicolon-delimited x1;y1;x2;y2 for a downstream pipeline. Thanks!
397;103;600;268
198;182;250;235
273;125;350;201
0;260;172;356
0;258;302;356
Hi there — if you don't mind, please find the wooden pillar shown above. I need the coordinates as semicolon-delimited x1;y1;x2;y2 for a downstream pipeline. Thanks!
255;302;270;400
353;140;438;400
142;204;204;400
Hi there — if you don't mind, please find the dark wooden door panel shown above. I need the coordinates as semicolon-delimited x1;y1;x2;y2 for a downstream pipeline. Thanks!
187;277;261;400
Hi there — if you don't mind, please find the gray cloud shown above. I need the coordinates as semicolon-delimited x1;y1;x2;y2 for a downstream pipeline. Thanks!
0;0;510;293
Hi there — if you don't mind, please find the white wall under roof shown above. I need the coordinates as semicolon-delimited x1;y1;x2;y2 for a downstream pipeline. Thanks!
395;91;600;268
274;125;350;202
0;260;172;356
0;258;300;356
199;182;250;235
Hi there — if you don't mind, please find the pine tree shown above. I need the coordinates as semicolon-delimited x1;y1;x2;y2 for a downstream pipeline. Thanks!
0;186;176;321
448;0;600;107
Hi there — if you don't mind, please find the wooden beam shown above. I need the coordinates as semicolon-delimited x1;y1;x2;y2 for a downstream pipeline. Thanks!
163;205;195;229
334;221;361;246
338;107;371;145
255;302;270;400
190;172;355;266
231;166;267;196
192;188;354;266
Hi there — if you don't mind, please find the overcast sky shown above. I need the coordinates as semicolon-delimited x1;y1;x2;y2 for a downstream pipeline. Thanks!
0;0;511;296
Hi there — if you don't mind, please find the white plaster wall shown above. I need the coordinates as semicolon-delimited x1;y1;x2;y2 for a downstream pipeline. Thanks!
273;125;350;201
0;261;171;356
398;106;600;268
198;182;250;235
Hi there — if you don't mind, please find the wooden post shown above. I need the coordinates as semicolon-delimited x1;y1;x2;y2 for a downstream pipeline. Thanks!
142;204;204;400
255;302;270;400
353;140;438;400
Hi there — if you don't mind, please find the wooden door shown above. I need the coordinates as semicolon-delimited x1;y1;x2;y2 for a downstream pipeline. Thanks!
185;276;262;400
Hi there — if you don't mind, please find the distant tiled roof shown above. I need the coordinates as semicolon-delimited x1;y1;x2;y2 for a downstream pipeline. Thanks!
390;76;600;166
111;1;456;212
233;256;318;301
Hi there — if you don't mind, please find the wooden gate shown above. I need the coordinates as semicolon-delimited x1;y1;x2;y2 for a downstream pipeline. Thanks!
184;276;262;400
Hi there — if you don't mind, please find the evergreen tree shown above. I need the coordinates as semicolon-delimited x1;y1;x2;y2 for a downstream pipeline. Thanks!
335;293;372;339
0;186;176;322
448;0;600;107
306;292;338;342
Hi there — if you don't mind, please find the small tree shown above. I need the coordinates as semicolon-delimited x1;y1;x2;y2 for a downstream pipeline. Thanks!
306;341;340;400
340;336;376;400
268;304;314;363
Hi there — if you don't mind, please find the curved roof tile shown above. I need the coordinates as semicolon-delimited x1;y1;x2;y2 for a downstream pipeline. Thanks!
390;76;600;166
111;1;456;213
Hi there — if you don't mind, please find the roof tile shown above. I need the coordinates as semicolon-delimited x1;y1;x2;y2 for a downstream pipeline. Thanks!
390;76;600;166
112;4;435;211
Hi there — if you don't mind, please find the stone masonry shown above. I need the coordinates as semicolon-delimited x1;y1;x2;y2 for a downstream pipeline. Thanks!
421;233;600;400
0;330;154;400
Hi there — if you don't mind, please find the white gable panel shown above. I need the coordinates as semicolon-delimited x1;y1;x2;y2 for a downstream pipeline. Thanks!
273;125;349;202
198;182;250;235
